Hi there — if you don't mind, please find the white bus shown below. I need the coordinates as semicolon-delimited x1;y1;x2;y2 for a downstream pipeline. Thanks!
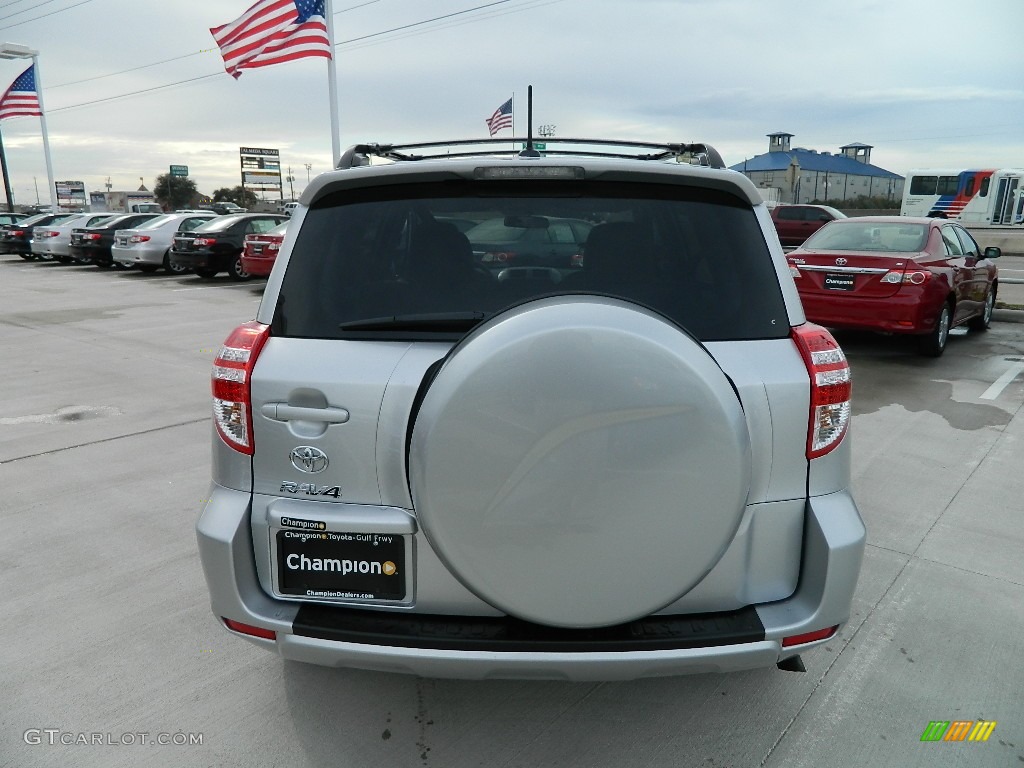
900;168;1024;226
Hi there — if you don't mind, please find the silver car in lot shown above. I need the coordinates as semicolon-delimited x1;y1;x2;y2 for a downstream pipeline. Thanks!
197;138;865;681
112;211;218;273
30;213;114;262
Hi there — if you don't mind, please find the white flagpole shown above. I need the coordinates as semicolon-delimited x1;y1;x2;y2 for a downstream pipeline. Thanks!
31;55;57;212
324;0;341;168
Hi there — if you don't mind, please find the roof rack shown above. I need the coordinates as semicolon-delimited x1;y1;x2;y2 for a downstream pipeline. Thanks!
336;138;725;171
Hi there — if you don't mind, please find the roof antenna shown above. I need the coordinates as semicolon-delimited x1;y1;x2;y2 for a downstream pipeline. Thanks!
519;85;540;158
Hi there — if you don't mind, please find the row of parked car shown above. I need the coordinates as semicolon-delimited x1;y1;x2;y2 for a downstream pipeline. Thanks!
1;209;289;280
2;202;1002;359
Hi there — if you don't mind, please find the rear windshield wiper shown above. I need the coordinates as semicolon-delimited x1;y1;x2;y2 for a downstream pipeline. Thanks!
338;311;489;332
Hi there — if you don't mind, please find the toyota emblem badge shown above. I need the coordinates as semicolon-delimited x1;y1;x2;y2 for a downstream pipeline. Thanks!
289;446;329;474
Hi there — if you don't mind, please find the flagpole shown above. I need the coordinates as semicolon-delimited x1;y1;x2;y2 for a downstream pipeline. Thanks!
324;0;341;169
31;54;57;212
0;125;14;212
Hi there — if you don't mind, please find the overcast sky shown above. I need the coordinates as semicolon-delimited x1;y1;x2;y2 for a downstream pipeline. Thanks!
0;0;1021;205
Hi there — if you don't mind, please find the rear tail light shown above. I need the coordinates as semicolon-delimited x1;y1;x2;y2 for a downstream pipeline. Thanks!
267;241;281;251
37;230;59;238
194;237;217;246
10;228;25;236
792;323;851;459
881;270;929;285
212;321;270;455
83;233;102;241
130;235;151;243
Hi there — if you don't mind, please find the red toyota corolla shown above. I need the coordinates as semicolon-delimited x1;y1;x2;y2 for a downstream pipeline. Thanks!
788;216;1000;356
240;221;288;277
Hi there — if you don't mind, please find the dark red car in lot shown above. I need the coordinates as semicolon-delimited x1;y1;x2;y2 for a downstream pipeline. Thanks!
788;216;1000;356
771;204;846;248
239;221;287;277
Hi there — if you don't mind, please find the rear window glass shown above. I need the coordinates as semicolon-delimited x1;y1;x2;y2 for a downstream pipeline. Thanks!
804;221;928;252
273;180;789;342
195;215;247;232
136;214;176;230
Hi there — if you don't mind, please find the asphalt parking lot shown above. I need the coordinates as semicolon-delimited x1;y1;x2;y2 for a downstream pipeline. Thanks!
2;255;1023;768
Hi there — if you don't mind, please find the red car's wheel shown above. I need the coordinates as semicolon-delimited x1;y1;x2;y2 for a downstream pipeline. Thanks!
918;302;951;357
968;289;995;332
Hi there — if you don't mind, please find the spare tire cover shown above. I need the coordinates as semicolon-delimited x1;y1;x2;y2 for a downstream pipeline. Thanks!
409;296;751;628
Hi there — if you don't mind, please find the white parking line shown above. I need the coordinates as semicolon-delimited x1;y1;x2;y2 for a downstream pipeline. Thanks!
980;361;1024;400
172;283;260;292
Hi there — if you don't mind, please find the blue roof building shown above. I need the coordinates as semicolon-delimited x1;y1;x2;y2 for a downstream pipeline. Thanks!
730;132;904;205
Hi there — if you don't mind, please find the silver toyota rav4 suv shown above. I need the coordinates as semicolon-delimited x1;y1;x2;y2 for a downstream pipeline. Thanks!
197;138;865;681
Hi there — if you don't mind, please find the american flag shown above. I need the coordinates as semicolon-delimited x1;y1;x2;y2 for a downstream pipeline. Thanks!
485;97;513;136
211;0;332;80
0;65;42;121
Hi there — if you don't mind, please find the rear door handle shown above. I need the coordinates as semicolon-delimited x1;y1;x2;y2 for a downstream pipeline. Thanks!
260;403;350;424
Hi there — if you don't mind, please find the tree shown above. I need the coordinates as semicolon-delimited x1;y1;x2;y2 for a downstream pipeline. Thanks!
154;173;199;211
212;185;258;208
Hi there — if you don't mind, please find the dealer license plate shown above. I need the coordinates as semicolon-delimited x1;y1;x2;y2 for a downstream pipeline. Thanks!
277;529;406;600
824;273;856;291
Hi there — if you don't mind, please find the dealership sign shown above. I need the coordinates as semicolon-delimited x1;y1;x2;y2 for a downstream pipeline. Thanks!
56;180;87;207
239;147;283;194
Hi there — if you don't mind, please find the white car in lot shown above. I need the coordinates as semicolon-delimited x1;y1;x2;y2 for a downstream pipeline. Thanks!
31;213;115;262
112;211;218;273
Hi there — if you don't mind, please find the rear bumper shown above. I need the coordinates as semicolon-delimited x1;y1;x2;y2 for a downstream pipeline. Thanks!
196;486;864;680
112;243;165;265
0;240;29;254
170;249;227;270
72;244;114;264
240;255;275;276
799;290;939;334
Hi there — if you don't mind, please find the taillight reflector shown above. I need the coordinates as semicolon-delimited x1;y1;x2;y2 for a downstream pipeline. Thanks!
223;618;276;640
792;323;851;459
211;321;270;455
782;625;838;648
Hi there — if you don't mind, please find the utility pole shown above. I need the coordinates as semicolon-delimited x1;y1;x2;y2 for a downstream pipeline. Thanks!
286;166;295;201
304;163;312;184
